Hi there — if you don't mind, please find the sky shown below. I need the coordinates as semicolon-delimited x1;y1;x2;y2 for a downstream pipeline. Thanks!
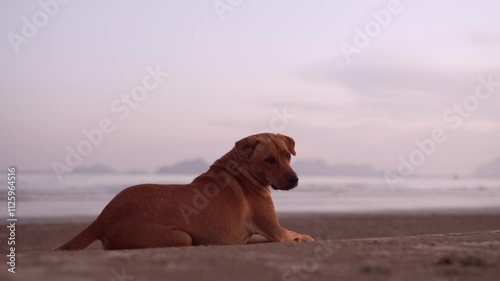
1;0;499;176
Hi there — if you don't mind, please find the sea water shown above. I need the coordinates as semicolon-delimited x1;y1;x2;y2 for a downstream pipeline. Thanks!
0;173;499;218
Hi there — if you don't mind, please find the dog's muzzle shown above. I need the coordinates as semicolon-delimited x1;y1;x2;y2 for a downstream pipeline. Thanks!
271;175;299;190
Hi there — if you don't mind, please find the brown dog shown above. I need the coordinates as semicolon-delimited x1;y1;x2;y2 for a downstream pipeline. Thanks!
55;133;313;250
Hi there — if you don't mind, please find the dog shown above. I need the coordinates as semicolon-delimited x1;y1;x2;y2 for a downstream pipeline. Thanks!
55;133;313;250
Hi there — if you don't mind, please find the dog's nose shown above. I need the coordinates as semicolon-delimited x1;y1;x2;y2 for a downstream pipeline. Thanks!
288;175;299;185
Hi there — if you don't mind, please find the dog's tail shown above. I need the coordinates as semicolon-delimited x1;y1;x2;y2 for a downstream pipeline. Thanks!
53;220;100;251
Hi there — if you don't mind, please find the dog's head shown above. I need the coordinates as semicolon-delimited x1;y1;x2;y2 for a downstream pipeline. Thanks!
234;133;298;190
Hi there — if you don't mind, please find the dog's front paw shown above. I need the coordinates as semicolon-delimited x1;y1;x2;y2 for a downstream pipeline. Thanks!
295;234;314;242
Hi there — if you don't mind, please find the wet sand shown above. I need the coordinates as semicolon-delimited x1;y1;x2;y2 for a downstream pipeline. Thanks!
2;212;500;281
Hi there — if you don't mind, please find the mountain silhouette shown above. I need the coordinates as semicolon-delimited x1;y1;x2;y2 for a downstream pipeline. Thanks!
154;158;384;176
156;158;209;174
474;157;500;178
293;159;383;176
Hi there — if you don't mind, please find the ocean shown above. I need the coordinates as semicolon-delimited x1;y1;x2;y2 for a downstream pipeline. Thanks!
1;173;500;218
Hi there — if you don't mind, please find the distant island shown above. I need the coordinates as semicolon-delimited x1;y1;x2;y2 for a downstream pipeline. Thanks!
474;157;500;178
28;156;500;177
156;159;208;174
155;158;384;176
293;159;384;176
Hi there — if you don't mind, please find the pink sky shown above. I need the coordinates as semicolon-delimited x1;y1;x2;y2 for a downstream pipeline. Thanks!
1;0;499;176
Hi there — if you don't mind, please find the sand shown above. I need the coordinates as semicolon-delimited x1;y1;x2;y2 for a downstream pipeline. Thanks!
2;212;500;281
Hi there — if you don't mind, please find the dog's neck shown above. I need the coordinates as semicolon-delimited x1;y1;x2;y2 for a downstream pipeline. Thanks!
208;148;270;193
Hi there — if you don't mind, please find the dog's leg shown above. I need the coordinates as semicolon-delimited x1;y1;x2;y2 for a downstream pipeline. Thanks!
280;229;314;242
246;234;272;244
253;215;314;243
102;222;193;250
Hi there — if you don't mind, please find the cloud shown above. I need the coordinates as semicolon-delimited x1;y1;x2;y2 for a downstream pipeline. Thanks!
298;55;500;100
291;54;500;141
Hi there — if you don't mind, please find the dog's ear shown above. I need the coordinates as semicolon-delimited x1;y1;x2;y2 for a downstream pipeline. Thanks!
278;134;296;156
235;135;261;161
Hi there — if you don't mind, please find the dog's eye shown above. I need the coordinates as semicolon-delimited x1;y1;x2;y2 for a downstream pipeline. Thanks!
285;152;291;159
265;157;276;164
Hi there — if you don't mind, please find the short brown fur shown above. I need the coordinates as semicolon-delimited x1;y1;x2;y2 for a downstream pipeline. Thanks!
55;133;313;250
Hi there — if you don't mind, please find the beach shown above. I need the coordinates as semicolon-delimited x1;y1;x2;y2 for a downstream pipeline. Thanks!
2;212;500;281
4;0;500;280
2;174;500;280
